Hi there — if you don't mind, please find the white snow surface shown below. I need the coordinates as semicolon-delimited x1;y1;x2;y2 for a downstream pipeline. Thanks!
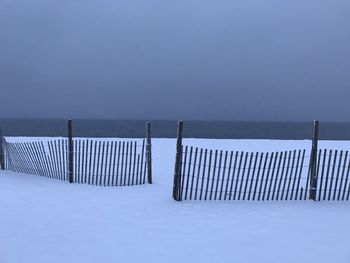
1;138;350;263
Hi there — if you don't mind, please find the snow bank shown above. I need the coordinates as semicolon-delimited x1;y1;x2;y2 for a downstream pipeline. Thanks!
1;138;350;263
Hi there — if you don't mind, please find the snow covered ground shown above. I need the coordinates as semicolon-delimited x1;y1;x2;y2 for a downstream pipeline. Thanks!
1;138;350;263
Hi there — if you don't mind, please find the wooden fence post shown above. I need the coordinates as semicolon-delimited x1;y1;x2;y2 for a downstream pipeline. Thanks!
309;120;319;201
146;122;152;184
68;120;74;183
173;121;183;201
0;128;4;170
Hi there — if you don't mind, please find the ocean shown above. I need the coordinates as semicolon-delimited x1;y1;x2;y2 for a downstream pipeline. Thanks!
0;119;349;140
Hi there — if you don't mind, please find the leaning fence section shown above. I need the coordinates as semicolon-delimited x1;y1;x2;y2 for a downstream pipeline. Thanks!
0;120;152;186
3;139;67;181
2;138;149;186
176;146;310;201
173;120;350;202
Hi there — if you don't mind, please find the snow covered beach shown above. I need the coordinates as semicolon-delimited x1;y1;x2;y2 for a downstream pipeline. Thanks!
1;138;350;263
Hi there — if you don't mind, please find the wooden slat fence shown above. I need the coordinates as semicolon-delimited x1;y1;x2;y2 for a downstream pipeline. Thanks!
2;138;149;186
316;149;350;201
3;139;67;181
72;139;147;186
175;146;310;201
172;121;350;202
174;146;350;201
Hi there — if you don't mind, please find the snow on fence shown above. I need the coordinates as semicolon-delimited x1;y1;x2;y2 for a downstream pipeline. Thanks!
173;121;350;201
0;121;153;186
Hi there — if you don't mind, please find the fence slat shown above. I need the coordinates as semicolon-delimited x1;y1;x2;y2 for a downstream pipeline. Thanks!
219;151;228;201
189;147;198;200
99;141;105;186
24;142;36;175
27;142;40;176
338;151;348;201
75;140;79;183
257;153;269;201
35;141;48;176
318;149;326;201
252;153;263;201
204;150;213;201
328;150;338;200
184;146;193;200
179;145;186;200
53;140;62;178
7;143;15;172
333;150;343;200
91;141;97;185
38;141;52;178
290;150;301;200
224;151;234;201
212;150;221;200
139;140;144;185
271;152;283;200
57;140;63;180
25;142;37;175
79;140;84;184
83;140;89;184
324;150;333;200
267;152;279;201
246;152;257;201
199;149;207;201
56;140;63;180
88;140;94;185
131;142;137;186
281;151;292;201
22;142;36;175
34;141;46;176
95;141;101;185
228;152;239;201
237;152;248;200
108;141;114;186
276;151;288;200
48;141;57;179
16;142;28;173
110;141;117;186
135;151;140;186
295;150;306;200
103;141;109;186
208;150;217;200
127;142;132;186
195;148;204;200
8;143;16;172
285;150;296;200
116;141;121;186
242;152;254;201
33;141;44;176
262;152;274;201
47;141;56;179
40;142;52;178
10;143;20;173
122;141;128;185
23;142;35;175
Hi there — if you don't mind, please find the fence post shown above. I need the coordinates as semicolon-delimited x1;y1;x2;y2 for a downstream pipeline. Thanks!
146;122;152;184
0;128;4;170
68;120;74;183
173;121;183;201
309;120;319;201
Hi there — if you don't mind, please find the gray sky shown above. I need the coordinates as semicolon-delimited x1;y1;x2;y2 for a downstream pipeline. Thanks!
1;0;350;121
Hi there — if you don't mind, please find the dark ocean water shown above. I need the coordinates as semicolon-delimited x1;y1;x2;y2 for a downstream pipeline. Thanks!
0;119;349;140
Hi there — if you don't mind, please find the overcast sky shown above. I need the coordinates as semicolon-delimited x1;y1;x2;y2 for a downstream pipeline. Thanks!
0;0;349;121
